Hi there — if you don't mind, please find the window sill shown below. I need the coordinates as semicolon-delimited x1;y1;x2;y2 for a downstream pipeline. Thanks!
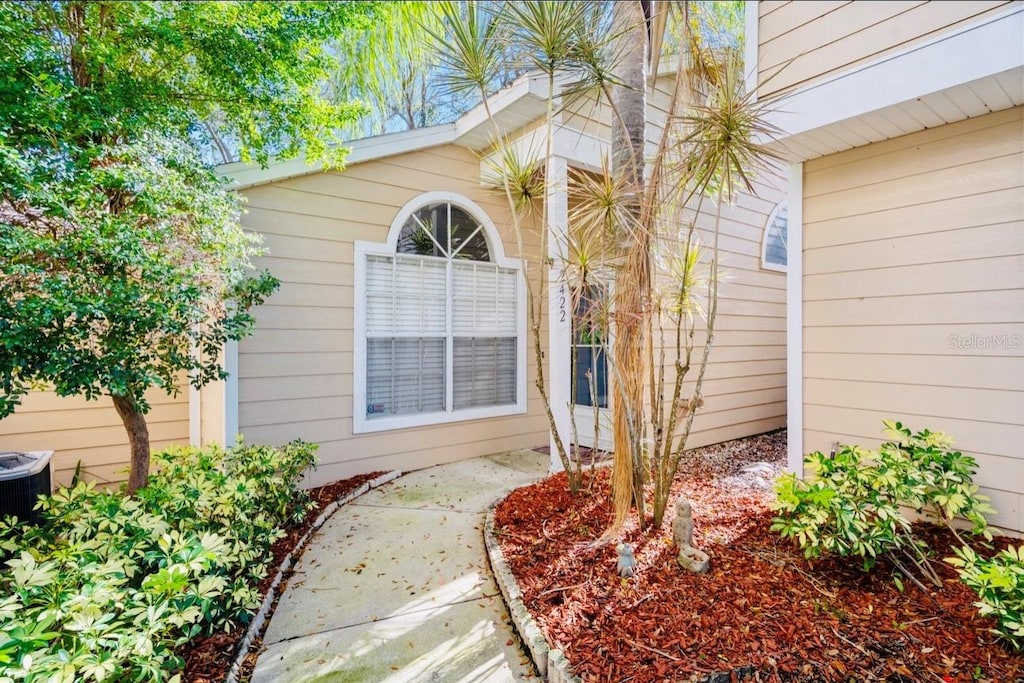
352;401;527;434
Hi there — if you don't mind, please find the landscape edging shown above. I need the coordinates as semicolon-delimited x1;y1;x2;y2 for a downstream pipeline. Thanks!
482;474;763;683
483;504;582;683
223;470;403;683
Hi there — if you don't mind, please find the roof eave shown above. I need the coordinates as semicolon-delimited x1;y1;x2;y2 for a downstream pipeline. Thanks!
760;6;1023;163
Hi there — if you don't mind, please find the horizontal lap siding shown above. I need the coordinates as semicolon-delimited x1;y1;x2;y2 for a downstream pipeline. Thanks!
0;385;190;488
802;107;1024;532
238;145;548;485
658;176;789;450
757;1;1015;99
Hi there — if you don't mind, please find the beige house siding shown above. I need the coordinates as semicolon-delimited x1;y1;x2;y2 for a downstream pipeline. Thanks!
656;176;789;451
237;144;549;486
757;1;1017;98
801;106;1024;532
0;386;190;488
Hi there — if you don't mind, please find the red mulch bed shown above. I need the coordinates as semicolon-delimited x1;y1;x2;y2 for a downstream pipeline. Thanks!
180;471;387;683
494;431;1022;682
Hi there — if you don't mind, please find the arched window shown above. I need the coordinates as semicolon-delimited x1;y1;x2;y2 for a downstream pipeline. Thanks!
761;202;788;271
354;193;525;433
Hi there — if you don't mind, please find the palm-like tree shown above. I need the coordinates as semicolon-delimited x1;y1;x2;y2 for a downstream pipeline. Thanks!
432;0;779;534
607;0;652;530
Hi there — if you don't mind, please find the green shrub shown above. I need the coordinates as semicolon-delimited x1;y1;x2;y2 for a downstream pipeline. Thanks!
0;440;317;682
770;421;993;589
947;544;1024;650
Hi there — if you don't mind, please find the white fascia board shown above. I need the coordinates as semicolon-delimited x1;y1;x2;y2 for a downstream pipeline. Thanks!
222;72;559;190
453;72;558;148
479;125;607;180
454;77;534;141
222;124;458;190
765;6;1024;157
553;127;606;173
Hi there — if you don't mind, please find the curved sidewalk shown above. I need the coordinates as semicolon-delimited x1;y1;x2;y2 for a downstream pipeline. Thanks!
250;449;549;683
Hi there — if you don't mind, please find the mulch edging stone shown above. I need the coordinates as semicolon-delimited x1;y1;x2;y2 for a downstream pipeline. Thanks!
485;430;1022;682
222;470;403;683
485;503;581;683
485;503;756;683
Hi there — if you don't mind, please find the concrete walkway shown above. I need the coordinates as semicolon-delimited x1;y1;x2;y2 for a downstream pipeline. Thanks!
250;449;550;683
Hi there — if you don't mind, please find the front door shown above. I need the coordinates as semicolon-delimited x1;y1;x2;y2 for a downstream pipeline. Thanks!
571;285;612;451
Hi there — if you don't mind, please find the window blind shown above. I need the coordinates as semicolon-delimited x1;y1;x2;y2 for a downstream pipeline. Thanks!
453;337;516;410
363;201;520;423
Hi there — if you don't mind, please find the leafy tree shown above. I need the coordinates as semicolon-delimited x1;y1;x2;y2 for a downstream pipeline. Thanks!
328;2;464;137
0;1;373;164
326;1;529;141
0;1;375;492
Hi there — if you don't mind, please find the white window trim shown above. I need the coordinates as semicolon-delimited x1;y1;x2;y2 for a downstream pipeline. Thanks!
353;191;528;434
760;201;788;273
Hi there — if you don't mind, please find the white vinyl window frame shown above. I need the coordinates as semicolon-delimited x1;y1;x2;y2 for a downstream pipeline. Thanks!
761;201;788;272
353;191;528;434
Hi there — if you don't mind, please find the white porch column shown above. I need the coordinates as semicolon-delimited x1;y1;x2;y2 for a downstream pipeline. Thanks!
546;155;572;473
786;162;804;475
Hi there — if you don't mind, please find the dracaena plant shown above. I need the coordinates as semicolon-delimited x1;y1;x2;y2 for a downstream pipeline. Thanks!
431;2;780;538
429;0;621;493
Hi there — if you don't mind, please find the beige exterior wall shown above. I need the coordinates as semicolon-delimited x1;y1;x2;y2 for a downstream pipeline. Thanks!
757;1;1017;98
652;77;788;447
670;176;789;449
237;144;549;485
0;385;190;488
0;77;787;493
802;106;1024;532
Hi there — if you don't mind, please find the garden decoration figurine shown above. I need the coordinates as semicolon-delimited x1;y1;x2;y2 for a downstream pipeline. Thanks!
672;499;710;573
616;542;636;578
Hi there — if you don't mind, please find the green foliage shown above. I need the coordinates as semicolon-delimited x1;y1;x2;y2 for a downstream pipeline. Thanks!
0;0;380;418
947;544;1024;650
0;440;317;682
0;1;371;488
772;443;905;569
0;1;375;166
771;421;994;578
0;135;277;417
430;1;507;99
330;2;465;136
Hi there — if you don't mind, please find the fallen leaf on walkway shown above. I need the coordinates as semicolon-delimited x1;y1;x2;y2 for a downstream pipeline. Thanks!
180;471;387;682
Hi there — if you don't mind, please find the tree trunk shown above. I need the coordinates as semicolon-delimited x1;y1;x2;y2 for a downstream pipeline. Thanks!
608;0;650;532
112;394;151;494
